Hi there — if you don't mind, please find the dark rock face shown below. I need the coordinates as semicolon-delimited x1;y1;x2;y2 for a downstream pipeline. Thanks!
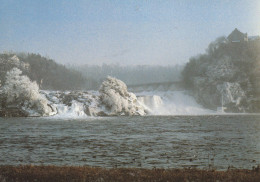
0;108;28;117
60;93;79;106
96;111;108;117
191;76;247;112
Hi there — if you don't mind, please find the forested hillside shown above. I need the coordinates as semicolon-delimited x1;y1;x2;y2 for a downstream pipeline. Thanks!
182;37;260;112
1;53;183;91
0;53;85;90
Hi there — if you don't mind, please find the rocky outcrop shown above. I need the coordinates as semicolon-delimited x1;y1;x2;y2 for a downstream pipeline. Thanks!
40;79;149;117
41;90;102;117
0;107;28;117
192;75;247;112
182;37;260;112
37;77;149;117
99;76;147;116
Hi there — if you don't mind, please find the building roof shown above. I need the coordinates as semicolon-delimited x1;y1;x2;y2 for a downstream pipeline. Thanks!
227;28;248;42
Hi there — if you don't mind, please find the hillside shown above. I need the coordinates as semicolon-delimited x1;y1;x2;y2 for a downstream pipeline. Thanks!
0;53;85;90
182;35;260;112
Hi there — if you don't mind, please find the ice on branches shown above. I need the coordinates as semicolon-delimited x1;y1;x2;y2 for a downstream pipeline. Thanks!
2;68;56;116
99;76;146;116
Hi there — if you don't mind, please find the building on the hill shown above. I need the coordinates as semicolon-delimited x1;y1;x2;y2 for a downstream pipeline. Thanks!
227;28;248;43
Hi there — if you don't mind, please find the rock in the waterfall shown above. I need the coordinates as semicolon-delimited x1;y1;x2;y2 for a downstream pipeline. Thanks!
84;105;101;116
99;76;146;116
0;107;29;117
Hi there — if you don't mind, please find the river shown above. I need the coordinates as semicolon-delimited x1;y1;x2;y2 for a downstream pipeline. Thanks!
0;115;259;170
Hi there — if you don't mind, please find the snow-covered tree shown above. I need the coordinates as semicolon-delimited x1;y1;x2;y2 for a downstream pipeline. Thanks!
0;80;2;104
99;76;146;116
2;68;56;116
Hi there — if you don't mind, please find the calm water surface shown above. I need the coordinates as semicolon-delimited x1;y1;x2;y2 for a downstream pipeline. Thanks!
0;115;259;170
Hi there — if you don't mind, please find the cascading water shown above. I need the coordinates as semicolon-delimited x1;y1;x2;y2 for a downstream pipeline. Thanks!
137;91;214;115
42;90;214;117
54;101;87;118
31;77;216;117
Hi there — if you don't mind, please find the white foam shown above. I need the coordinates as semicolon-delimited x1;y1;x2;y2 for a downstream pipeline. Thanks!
53;101;88;118
136;91;215;115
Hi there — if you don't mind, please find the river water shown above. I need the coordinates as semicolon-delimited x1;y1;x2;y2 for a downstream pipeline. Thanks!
0;115;259;170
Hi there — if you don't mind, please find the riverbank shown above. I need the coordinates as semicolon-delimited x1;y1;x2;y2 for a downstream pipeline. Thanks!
0;165;259;182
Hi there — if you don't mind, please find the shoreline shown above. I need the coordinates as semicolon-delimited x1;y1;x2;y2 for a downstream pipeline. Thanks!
1;112;260;118
0;165;259;182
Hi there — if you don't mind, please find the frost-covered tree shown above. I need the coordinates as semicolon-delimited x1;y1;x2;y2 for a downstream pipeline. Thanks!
0;80;2;108
99;76;146;116
2;68;56;116
182;33;260;112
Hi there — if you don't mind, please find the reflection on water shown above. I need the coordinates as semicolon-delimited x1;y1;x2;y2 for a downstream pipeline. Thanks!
0;115;259;170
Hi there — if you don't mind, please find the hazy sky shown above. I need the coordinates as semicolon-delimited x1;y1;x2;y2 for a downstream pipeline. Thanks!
1;0;259;65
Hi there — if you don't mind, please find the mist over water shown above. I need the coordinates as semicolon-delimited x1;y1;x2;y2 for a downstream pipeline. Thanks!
136;91;214;115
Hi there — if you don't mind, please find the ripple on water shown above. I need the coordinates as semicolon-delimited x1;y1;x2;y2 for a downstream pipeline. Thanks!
0;115;259;169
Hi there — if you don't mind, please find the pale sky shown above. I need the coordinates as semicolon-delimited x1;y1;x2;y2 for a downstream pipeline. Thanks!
1;0;259;65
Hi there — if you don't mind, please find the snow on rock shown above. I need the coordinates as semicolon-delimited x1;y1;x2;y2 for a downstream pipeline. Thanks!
217;82;246;111
99;76;147;116
1;75;155;117
1;68;56;117
41;90;104;117
206;56;237;81
188;55;250;112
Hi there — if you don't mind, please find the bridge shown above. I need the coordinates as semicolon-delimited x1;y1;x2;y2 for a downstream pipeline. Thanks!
127;81;183;92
